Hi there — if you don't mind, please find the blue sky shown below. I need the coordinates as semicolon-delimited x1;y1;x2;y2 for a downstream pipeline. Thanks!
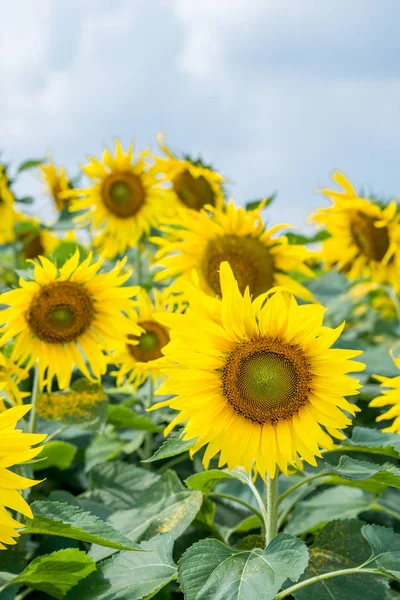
2;0;400;228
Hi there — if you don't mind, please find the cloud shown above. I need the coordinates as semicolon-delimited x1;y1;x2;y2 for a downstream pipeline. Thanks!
2;0;400;226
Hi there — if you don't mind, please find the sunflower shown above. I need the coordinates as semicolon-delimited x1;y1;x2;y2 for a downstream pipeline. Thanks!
64;140;170;259
152;201;315;302
311;171;400;284
152;134;225;213
0;251;142;390
0;404;45;549
0;352;29;411
0;164;19;244
370;354;400;433
40;162;71;211
15;216;59;261
113;289;185;390
150;262;364;479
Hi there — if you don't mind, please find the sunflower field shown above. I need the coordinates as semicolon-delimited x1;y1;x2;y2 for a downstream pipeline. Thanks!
1;139;400;600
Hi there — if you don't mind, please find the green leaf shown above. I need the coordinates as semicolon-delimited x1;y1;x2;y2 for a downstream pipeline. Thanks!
186;469;237;493
0;547;25;600
91;471;203;561
50;241;89;267
85;432;125;472
143;428;197;462
285;486;374;536
83;460;159;510
17;158;44;172
324;455;400;493
0;549;95;600
32;441;77;471
245;194;276;211
108;405;162;432
293;520;388;600
341;426;400;457
362;524;400;580
15;195;34;204
65;534;177;600
22;501;142;551
178;533;309;600
285;230;331;245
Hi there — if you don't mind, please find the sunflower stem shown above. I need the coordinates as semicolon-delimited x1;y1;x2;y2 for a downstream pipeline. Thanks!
386;286;400;326
143;378;154;464
136;244;143;286
264;472;279;546
28;366;39;434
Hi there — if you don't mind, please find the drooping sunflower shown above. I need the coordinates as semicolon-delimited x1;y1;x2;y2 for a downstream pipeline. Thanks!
15;216;59;261
0;251;142;390
0;164;19;244
64;140;171;259
152;134;225;213
311;170;400;283
150;263;364;479
113;289;186;390
40;162;71;211
152;201;315;302
370;354;400;433
0;404;45;549
0;352;29;411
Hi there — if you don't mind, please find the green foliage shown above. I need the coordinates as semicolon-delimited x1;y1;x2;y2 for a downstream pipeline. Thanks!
0;549;95;599
17;158;44;172
108;404;162;432
22;501;142;551
178;534;309;600
32;440;77;471
143;428;197;462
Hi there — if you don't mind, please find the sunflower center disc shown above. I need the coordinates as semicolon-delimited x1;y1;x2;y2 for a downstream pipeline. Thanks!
173;169;216;210
128;320;170;362
350;211;390;262
221;338;312;424
102;171;145;218
27;281;94;343
202;234;274;297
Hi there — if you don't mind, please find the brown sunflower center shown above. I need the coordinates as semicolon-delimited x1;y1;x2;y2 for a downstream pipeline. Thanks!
350;211;390;262
26;281;94;343
128;320;170;362
201;235;274;297
221;338;312;424
102;171;145;218
172;169;216;210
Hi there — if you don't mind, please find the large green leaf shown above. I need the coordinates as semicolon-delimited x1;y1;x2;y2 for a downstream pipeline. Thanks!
285;486;374;536
0;549;95;600
84;432;126;472
321;455;400;493
32;441;77;471
65;534;177;600
293;520;388;600
178;533;309;600
91;471;203;561
362;524;400;580
22;501;141;551
143;428;196;462
82;461;159;509
108;404;162;432
340;426;400;457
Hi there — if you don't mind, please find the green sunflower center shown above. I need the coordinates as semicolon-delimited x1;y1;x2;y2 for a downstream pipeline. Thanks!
172;169;216;210
221;338;312;424
350;211;390;262
102;171;145;218
128;320;170;363
27;281;94;343
201;234;274;297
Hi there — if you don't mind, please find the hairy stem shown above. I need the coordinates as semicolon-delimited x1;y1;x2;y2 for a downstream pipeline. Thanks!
264;472;279;546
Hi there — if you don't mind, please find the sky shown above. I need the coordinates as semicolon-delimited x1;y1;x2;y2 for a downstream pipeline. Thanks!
2;0;400;228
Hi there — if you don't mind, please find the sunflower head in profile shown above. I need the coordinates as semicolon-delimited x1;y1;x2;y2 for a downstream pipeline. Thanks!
0;251;141;390
0;164;19;244
152;200;315;302
311;171;400;284
113;289;186;390
63;140;171;258
370;352;400;433
40;162;71;211
152;134;225;214
0;352;29;411
150;262;364;479
0;404;45;549
15;216;59;261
